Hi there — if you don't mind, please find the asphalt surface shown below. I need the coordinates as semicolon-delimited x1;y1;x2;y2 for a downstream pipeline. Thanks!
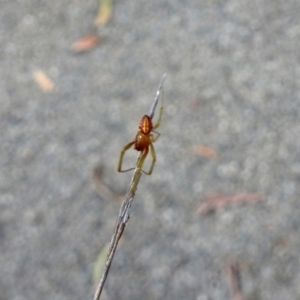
1;1;300;300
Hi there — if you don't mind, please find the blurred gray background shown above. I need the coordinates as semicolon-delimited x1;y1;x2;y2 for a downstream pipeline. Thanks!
1;0;300;299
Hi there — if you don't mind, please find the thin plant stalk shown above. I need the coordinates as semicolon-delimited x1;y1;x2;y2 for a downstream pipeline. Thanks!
93;75;166;300
93;155;143;300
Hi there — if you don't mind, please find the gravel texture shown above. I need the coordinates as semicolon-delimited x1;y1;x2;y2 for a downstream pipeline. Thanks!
1;1;300;300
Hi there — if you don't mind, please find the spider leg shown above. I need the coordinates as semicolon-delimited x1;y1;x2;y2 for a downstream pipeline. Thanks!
142;143;156;175
151;131;161;143
118;141;135;172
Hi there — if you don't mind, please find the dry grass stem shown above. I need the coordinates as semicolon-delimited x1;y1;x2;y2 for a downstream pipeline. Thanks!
93;155;143;300
93;75;166;299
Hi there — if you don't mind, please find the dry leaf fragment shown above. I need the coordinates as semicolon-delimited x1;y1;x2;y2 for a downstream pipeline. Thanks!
95;0;113;27
191;145;217;159
33;70;55;93
197;193;263;215
71;35;103;53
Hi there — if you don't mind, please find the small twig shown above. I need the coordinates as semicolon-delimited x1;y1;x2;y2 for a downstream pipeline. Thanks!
226;261;245;300
197;193;263;215
93;155;143;300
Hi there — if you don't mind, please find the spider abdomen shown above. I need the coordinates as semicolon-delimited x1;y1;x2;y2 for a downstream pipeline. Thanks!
135;132;150;151
139;115;153;134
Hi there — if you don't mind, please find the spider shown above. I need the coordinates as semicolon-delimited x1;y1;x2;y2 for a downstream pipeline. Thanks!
118;75;166;175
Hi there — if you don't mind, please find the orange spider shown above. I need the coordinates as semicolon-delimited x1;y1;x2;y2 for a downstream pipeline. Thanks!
118;75;166;175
